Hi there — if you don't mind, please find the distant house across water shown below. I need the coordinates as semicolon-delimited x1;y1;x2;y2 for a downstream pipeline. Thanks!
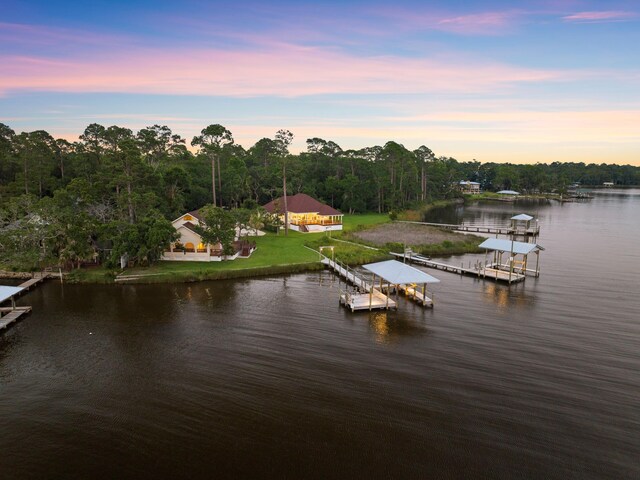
603;181;614;187
263;193;343;233
458;180;481;194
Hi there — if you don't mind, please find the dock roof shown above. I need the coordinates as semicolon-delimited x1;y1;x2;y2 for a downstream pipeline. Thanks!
511;213;533;221
479;238;544;255
0;286;24;303
497;190;520;195
362;260;440;285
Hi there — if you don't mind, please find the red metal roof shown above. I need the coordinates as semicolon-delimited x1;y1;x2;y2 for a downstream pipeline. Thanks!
263;193;342;215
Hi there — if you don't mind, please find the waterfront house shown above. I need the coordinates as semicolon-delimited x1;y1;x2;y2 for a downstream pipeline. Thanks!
263;193;343;232
162;210;256;262
458;180;481;194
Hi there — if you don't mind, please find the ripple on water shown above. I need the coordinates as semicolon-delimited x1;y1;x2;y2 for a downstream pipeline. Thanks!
1;192;640;479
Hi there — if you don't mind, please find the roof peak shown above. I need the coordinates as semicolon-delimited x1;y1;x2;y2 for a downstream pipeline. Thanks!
263;193;342;216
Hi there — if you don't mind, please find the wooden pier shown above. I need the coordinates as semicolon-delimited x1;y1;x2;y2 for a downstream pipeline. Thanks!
16;274;48;292
322;257;397;311
396;220;540;237
339;289;396;312
0;272;49;332
322;256;440;310
0;307;32;330
390;252;527;284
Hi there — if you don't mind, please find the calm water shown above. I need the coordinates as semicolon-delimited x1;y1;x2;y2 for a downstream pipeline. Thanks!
1;190;639;479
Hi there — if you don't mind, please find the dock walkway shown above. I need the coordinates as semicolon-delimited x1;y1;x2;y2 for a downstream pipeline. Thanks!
390;252;526;284
396;220;540;236
0;272;49;332
17;275;47;291
0;307;33;330
322;258;397;311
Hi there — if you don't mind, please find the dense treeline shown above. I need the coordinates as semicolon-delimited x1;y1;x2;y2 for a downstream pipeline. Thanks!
1;122;638;269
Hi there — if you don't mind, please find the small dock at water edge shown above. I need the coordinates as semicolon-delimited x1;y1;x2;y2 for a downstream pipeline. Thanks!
390;253;528;284
322;256;440;311
0;273;49;331
322;257;397;311
396;217;540;237
0;306;33;330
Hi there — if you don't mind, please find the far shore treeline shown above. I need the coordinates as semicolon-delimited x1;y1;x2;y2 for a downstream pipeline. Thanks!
1;122;639;271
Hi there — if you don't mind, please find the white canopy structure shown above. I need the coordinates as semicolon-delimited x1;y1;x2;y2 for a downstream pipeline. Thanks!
478;239;544;283
509;213;539;236
478;238;544;255
497;190;520;195
362;260;440;285
360;260;440;308
0;286;23;304
0;286;24;311
511;213;533;221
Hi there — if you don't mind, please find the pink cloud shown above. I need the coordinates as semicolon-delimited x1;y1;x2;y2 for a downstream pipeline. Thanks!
436;12;519;35
0;44;568;98
563;11;637;22
0;22;131;47
369;6;524;36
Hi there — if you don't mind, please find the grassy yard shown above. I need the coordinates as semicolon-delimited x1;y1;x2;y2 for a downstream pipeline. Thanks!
68;230;325;283
341;213;390;232
66;214;399;283
305;213;392;265
304;236;390;266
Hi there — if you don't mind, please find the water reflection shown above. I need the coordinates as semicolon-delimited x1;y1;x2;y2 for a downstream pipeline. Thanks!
425;198;554;225
2;191;640;479
169;281;239;308
482;282;536;311
369;311;390;343
594;188;640;198
363;311;428;345
0;333;23;379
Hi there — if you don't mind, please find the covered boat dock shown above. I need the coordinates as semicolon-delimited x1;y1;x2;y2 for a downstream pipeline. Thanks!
478;238;544;284
361;260;440;309
510;213;539;236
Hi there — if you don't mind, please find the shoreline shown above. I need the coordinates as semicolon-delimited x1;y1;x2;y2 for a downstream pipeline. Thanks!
111;262;325;284
0;207;489;285
2;262;325;285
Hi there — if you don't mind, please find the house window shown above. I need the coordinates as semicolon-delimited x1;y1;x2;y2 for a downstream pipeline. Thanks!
184;242;195;252
184;214;193;221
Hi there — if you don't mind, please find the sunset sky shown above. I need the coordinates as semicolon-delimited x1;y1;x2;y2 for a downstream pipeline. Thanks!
2;0;639;164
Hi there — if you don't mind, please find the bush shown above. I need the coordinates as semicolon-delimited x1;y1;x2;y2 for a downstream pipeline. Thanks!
385;242;404;252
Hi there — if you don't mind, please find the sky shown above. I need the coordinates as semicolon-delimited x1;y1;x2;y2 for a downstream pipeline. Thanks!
1;0;639;164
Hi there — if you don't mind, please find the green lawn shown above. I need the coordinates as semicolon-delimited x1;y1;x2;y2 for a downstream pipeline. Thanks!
341;213;390;232
67;214;391;283
67;231;325;283
304;235;390;265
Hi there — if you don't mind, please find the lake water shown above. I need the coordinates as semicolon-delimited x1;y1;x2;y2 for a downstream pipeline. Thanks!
1;190;639;479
